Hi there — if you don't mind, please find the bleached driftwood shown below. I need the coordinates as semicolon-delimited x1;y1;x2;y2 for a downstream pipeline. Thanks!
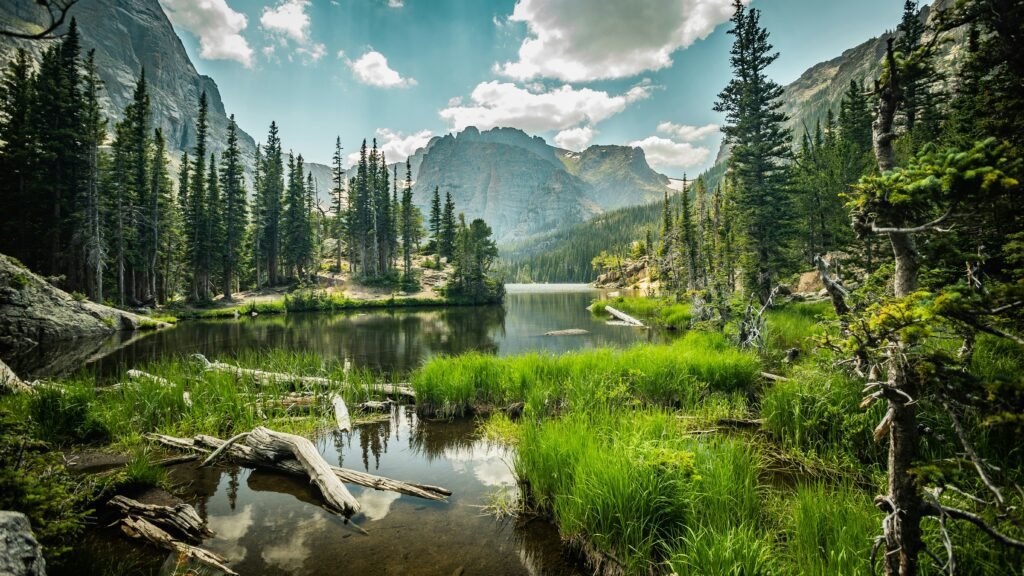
604;306;644;327
120;516;236;575
246;427;360;516
332;394;351;433
0;359;30;393
192;354;416;399
147;432;450;501
108;495;211;542
357;400;393;413
544;329;589;336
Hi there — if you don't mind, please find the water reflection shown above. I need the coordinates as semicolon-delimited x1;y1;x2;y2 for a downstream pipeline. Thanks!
163;406;582;576
16;286;663;378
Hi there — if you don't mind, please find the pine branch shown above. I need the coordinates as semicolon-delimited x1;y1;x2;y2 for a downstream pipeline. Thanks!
1;0;78;40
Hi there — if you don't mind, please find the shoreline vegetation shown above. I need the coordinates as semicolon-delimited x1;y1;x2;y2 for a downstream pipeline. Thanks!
1;296;1021;575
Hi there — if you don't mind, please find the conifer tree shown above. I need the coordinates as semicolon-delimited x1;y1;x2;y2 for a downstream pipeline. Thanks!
259;122;284;285
429;186;441;253
401;159;414;279
219;115;246;298
203;152;221;300
81;50;106;303
186;92;208;300
331;136;345;271
439;190;456;260
714;0;793;302
149;128;176;303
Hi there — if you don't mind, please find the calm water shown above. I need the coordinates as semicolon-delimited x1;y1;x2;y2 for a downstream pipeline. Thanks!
25;284;662;378
48;285;663;575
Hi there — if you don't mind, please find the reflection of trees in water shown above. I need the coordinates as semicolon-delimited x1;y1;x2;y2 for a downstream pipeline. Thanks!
408;417;480;462
511;518;581;576
358;418;391;472
228;468;240;511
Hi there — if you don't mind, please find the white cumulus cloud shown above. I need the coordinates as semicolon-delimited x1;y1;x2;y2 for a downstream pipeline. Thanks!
346;128;433;165
656;121;720;142
554;126;594;151
387;0;405;7
439;81;651;134
159;0;254;67
347;50;417;88
628;135;710;171
261;0;312;43
497;0;745;82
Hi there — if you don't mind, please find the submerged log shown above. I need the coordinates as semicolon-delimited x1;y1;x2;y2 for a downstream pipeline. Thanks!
246;426;361;516
544;328;589;336
332;394;351;433
147;433;451;501
357;400;393;413
192;354;416;399
604;306;644;327
108;495;211;542
120;516;236;575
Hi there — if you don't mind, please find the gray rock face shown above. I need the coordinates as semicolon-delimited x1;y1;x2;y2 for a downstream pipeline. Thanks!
412;129;599;244
411;127;672;244
0;254;162;363
561;145;669;210
0;511;46;576
0;0;257;172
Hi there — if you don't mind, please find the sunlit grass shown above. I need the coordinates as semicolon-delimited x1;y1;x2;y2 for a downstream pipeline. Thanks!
412;331;760;416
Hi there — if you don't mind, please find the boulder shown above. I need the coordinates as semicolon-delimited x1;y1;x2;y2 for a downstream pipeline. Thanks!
0;511;46;576
0;254;165;360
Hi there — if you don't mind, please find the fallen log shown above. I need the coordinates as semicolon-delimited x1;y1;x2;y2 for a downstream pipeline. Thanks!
357;400;393;413
120;516;236;575
544;328;589;336
246;427;360;516
0;359;31;393
759;372;790;382
192;354;416;399
604;306;644;327
108;495;211;542
147;433;451;501
332;394;351;433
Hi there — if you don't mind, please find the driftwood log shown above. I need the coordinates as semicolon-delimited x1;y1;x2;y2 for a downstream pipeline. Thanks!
147;432;450;502
604;306;644;327
108;495;211;542
331;394;351;433
192;354;416;399
247;427;360;516
357;400;393;413
120;515;236;575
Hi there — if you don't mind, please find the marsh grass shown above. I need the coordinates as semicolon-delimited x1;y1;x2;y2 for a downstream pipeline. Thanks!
781;482;877;576
413;331;759;416
591;296;692;329
119;448;167;490
171;291;455;319
764;300;832;355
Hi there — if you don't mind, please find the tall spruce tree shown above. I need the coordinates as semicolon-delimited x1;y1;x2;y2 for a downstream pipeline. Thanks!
331;136;345;271
220;115;246;298
400;159;414;278
186;91;208;300
714;0;793;303
439;190;456;260
260;122;284;285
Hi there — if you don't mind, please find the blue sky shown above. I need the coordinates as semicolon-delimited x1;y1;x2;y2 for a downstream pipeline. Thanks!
158;0;905;175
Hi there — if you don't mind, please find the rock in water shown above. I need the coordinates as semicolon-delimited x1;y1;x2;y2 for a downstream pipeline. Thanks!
0;254;166;360
0;511;46;576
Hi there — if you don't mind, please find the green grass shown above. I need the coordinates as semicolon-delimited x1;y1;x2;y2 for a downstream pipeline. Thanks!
169;290;460;320
516;408;766;574
412;331;760;416
764;300;832;355
119;448;168;490
781;482;877;576
592;296;693;329
761;365;884;467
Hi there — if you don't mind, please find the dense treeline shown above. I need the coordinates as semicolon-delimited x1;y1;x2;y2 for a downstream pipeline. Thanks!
498;200;665;282
643;1;1024;574
0;19;501;306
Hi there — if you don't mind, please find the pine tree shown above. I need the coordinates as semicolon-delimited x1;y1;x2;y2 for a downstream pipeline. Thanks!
429;186;441;253
401;159;414;279
331;136;345;271
204;152;222;300
149;129;176;303
80;50;106;303
439;190;456;260
260;122;284;285
714;0;793;303
186;92;208;300
220;115;247;299
677;175;697;292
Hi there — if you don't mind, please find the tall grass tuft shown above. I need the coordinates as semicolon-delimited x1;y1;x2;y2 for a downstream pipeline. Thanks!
782;482;877;576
